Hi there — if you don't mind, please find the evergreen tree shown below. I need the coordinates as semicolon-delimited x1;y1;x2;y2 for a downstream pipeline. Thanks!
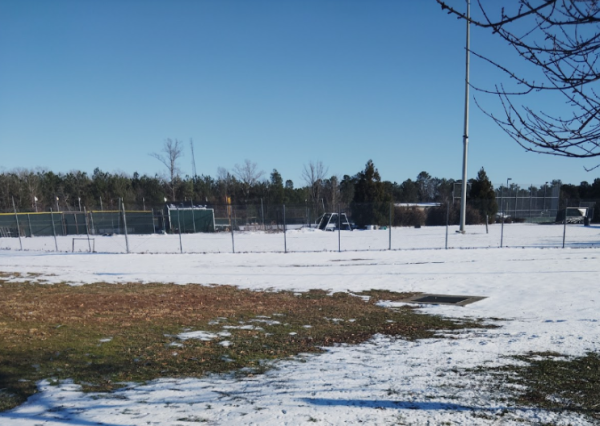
469;167;498;221
339;175;355;204
350;160;392;227
269;169;284;205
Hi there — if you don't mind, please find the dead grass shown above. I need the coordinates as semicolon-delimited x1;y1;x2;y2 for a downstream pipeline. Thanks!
0;280;485;411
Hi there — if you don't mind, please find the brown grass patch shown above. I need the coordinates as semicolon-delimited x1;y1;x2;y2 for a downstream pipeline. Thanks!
0;280;486;411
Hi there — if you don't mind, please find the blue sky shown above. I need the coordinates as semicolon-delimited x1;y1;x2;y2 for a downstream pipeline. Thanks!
1;0;597;187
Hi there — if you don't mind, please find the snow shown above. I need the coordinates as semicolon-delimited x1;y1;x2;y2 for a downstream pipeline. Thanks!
2;223;600;254
176;331;218;341
1;223;599;425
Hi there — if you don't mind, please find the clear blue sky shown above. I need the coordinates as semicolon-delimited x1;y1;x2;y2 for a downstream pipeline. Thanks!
1;0;597;187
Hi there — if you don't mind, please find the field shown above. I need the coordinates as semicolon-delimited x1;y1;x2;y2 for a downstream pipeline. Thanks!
2;222;600;253
0;223;599;425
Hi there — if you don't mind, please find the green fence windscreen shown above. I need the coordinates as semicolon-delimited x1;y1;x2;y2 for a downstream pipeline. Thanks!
0;212;65;237
0;211;156;237
90;211;155;235
167;208;214;233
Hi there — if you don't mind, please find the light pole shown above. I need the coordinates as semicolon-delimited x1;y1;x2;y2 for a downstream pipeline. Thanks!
34;196;38;212
459;0;471;234
78;197;82;212
55;197;60;212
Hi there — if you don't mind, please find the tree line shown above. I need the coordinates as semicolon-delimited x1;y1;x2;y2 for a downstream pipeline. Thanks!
0;161;462;212
1;159;599;225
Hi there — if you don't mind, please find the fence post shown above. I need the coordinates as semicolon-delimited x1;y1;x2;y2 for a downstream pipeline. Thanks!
338;204;341;253
74;212;80;235
283;204;287;253
501;201;505;248
90;210;95;235
389;202;392;250
84;209;89;235
529;186;532;218
261;198;265;231
12;197;23;250
485;214;489;234
121;200;130;254
27;214;33;237
50;208;59;252
230;205;235;254
177;206;183;253
563;201;568;249
151;208;156;233
118;198;122;232
84;207;92;252
445;202;449;250
191;199;196;233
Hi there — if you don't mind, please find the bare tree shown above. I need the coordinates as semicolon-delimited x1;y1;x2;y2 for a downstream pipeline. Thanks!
322;175;340;209
302;161;329;209
14;168;41;210
437;0;600;167
233;159;264;199
150;139;184;200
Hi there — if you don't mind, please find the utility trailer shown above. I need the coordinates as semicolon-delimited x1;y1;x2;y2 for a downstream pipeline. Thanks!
315;212;352;231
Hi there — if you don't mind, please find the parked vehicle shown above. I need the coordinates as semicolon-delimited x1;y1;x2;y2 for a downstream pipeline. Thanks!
555;207;589;224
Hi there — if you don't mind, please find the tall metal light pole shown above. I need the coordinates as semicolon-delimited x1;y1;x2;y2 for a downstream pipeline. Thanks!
459;0;471;233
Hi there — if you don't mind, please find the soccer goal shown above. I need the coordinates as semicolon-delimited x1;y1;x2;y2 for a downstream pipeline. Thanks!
72;237;95;253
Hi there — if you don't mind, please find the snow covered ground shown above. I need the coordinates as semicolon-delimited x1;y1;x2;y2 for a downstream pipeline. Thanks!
2;223;600;254
1;223;600;425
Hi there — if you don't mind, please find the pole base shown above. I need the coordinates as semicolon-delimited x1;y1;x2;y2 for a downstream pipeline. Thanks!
455;230;466;234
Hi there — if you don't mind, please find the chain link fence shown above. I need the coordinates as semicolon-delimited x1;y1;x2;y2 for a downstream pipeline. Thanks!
1;198;599;254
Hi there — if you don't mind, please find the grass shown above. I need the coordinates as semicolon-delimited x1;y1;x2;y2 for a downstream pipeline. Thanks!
508;351;600;421
0;280;486;411
474;351;600;422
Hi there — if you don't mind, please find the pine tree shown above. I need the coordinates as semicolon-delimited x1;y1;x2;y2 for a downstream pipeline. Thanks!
351;160;392;227
269;169;284;205
469;167;498;221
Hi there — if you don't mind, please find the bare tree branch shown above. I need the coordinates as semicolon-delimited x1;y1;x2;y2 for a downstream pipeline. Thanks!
302;161;329;209
150;138;184;200
233;159;264;200
437;0;600;164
